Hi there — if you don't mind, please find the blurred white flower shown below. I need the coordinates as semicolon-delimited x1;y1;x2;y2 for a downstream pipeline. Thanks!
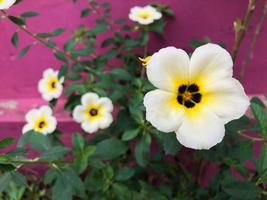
73;92;113;134
22;105;57;135
144;43;250;150
129;5;162;25
38;68;64;101
0;0;16;10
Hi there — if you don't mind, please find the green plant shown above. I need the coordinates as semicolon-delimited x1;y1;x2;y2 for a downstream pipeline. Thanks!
0;1;267;199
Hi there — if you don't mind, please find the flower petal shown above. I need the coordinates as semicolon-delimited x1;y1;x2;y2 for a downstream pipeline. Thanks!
81;93;99;106
39;105;52;116
22;123;33;134
147;47;190;92
99;113;113;129
73;105;86;123
81;121;99;134
202;78;250;123
43;116;57;135
144;89;185;132
98;97;113;113
176;105;225;150
25;109;39;122
189;43;233;87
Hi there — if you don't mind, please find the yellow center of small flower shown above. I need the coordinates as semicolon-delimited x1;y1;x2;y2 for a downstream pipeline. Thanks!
47;78;58;91
177;84;202;109
0;0;4;3
33;117;48;132
138;10;152;20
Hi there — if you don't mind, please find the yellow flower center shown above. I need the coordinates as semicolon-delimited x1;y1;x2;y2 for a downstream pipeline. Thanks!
89;108;98;116
33;117;48;132
47;78;58;91
85;106;102;122
177;84;202;109
138;10;152;20
0;0;4;3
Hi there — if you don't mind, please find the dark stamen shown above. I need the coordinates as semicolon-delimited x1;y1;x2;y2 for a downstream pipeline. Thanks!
184;100;195;108
89;109;98;116
177;95;183;105
51;82;56;89
187;84;199;93
39;121;45;129
191;93;202;103
178;85;187;94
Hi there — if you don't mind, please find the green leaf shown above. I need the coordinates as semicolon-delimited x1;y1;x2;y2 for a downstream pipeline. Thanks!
257;143;267;174
0;137;15;149
40;146;70;161
19;45;32;58
64;38;76;52
52;28;65;36
149;19;165;34
94;139;128;160
10;171;28;188
135;134;151;167
222;180;261;199
54;51;68;62
58;65;68;79
115;167;135;181
71;46;94;57
81;8;91;17
109;69;131;80
17;130;52;151
161;133;181;155
0;173;11;193
11;32;19;48
250;97;267;139
65;83;87;96
20;11;39;18
8;16;25;26
74;145;96;173
72;133;85;152
122;129;139;141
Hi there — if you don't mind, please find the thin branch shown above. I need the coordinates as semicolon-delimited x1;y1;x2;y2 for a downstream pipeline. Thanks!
0;10;76;64
232;0;257;62
239;0;267;81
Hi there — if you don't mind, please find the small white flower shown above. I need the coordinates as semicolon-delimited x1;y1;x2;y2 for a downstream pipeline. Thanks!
129;5;162;25
22;105;57;135
0;0;16;10
73;92;113;134
144;43;250;150
38;68;64;101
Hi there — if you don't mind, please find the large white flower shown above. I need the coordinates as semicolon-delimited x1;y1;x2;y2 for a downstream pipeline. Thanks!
129;5;162;25
144;43;250;150
38;68;64;101
22;105;57;135
0;0;16;9
73;92;113;134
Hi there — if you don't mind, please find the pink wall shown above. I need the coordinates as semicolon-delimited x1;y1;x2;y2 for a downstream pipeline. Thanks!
0;0;266;99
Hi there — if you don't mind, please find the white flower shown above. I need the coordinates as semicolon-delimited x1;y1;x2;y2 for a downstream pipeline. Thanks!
129;5;162;25
144;43;250;150
38;68;64;101
0;0;16;10
22;105;57;135
73;92;113;134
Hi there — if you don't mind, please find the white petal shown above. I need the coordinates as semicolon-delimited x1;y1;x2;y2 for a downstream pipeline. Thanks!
137;18;154;25
147;47;190;92
43;68;57;79
81;121;99;134
52;84;63;99
38;79;47;93
176;106;225;150
22;123;33;134
81;93;99;106
99;113;113;129
43;116;57;135
189;43;233;86
39;105;52;116
42;93;53;101
0;0;16;9
25;109;39;123
202;78;250;123
144;89;185;132
98;97;113;113
73;105;86;123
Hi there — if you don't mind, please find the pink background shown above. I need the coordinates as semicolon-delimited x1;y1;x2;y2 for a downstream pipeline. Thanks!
0;0;267;99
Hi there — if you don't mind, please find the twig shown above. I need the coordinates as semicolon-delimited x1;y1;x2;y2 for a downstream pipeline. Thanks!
238;130;264;141
0;10;76;64
232;0;257;62
239;0;267;81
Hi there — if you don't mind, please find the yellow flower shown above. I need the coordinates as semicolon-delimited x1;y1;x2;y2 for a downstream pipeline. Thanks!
38;68;64;101
73;92;113;134
129;5;162;25
22;105;57;135
139;56;151;67
0;0;16;9
144;44;250;150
